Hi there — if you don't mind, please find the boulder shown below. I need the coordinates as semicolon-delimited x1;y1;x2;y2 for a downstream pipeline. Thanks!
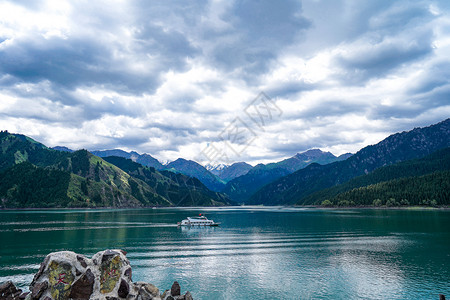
136;282;160;298
31;281;48;299
170;281;181;296
68;268;94;299
98;250;122;294
1;249;193;300
185;291;193;300
0;280;22;299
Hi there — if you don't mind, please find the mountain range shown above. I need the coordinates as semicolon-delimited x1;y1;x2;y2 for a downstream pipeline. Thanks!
249;118;450;205
222;149;352;203
2;118;449;208
90;149;164;170
59;147;349;194
0;131;233;208
209;162;253;182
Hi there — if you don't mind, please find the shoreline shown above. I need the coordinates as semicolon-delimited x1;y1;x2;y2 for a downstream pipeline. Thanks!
1;205;449;211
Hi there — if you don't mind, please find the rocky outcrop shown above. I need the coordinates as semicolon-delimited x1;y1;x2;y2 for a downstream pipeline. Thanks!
0;280;27;299
1;250;192;300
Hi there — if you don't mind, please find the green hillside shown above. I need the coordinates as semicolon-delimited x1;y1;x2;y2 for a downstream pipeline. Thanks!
249;118;450;205
304;147;450;205
103;156;233;206
326;171;450;207
0;131;231;208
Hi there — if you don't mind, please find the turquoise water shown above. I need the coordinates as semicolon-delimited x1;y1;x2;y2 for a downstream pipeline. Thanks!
0;207;449;299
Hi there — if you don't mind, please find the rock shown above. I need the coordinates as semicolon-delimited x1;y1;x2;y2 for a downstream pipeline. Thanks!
30;255;49;288
102;250;120;263
185;291;193;300
48;260;74;300
68;268;94;299
0;280;20;300
136;288;152;300
4;249;193;300
124;267;132;281
161;289;169;299
136;282;160;300
77;255;88;268
99;250;122;294
143;283;160;297
31;281;48;300
170;281;180;296
118;279;129;298
0;280;13;292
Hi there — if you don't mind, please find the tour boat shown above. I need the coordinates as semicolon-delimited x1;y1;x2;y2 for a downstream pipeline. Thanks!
177;215;220;227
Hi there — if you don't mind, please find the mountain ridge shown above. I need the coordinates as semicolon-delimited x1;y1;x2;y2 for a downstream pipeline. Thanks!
306;147;450;206
0;131;231;208
208;162;253;182
223;148;352;203
249;118;450;205
90;149;164;170
165;158;226;192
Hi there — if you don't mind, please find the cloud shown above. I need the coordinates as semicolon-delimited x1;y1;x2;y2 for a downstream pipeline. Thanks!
334;32;434;84
0;0;450;165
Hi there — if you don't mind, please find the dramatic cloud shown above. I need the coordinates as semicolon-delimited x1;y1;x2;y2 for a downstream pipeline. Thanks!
1;0;449;165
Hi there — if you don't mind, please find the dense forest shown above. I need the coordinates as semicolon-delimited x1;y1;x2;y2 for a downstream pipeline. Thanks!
322;171;450;207
303;147;450;206
0;162;71;208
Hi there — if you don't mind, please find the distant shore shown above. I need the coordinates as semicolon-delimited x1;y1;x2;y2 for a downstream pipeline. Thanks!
1;205;449;211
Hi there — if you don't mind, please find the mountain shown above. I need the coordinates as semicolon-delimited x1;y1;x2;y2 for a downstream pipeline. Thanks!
263;149;350;173
323;170;450;207
222;167;291;203
103;156;233;206
165;158;225;191
0;132;147;208
90;149;163;170
51;146;74;152
0;131;230;208
336;171;450;206
249;118;450;205
0;131;65;172
206;163;228;174
207;162;253;182
306;147;450;206
223;149;351;203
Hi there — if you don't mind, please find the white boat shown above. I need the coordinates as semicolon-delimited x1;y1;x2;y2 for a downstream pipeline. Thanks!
177;215;220;227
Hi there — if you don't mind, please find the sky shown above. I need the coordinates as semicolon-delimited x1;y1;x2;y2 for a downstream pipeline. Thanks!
1;0;450;166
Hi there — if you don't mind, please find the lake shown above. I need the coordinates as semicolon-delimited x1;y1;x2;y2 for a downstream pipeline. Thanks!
0;207;449;299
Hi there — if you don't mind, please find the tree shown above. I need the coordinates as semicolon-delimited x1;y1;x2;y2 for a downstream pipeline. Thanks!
386;198;397;207
321;199;333;207
373;199;383;207
81;180;89;195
